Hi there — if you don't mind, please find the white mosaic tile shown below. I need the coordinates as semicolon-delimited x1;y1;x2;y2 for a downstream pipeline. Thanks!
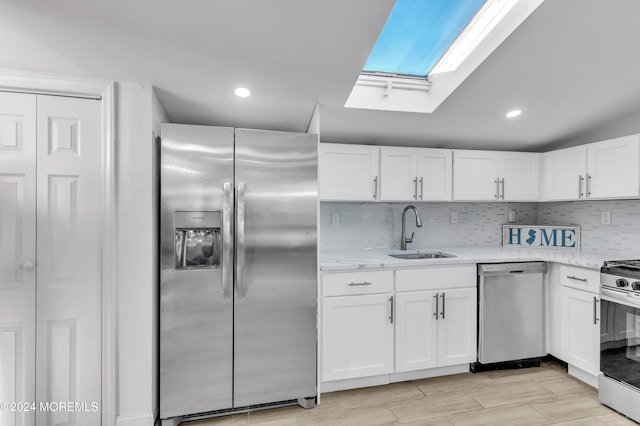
320;200;640;256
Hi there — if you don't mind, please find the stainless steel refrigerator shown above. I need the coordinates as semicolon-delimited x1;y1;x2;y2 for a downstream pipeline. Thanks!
159;124;318;423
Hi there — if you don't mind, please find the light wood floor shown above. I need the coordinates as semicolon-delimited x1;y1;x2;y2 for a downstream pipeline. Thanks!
186;362;636;426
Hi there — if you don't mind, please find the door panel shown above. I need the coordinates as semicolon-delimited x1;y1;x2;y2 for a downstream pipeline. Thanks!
453;151;498;200
439;288;477;366
395;291;438;372
587;135;640;198
160;124;234;417
380;147;417;200
36;95;101;425
234;129;317;407
543;146;586;200
0;92;35;426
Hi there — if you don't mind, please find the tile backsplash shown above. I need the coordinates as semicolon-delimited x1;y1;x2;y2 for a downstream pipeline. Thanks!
320;202;537;251
537;200;640;255
321;200;640;255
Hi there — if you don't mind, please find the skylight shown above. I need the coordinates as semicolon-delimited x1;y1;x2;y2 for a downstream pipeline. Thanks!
363;0;487;77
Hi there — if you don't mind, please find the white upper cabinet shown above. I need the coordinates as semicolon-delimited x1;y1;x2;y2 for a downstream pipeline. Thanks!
543;145;587;200
587;135;640;198
453;150;540;201
319;143;379;201
544;134;640;200
379;147;452;201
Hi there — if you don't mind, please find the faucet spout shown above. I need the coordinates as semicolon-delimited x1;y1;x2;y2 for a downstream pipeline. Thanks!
401;205;423;250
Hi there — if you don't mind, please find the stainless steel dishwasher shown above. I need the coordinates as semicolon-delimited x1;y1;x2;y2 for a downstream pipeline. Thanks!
472;262;547;372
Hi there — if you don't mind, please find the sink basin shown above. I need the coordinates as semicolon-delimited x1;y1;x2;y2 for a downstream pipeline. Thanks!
388;252;455;260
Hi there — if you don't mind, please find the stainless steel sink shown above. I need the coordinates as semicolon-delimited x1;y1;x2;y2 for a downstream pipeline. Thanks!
388;252;455;260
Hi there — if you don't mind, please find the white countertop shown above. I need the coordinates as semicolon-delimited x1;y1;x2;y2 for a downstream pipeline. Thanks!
320;246;626;272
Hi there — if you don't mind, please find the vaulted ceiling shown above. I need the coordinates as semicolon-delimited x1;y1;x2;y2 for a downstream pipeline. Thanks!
2;0;639;151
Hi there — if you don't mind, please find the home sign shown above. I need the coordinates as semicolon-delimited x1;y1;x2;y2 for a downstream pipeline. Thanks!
503;225;581;250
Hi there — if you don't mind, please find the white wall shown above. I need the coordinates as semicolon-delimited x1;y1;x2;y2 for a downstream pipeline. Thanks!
115;82;156;426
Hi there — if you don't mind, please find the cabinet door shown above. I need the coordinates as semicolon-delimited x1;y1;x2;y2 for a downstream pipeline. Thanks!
543;146;587;200
395;291;438;372
587;134;640;198
453;151;499;200
319;143;379;201
322;293;394;381
561;287;599;376
416;148;452;201
438;288;477;367
501;152;540;201
379;147;418;201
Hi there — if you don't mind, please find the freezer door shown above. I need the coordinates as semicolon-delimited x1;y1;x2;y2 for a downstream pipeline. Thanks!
234;129;318;407
160;124;234;418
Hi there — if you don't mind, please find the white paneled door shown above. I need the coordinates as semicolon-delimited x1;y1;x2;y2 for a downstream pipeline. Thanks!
0;92;101;426
0;92;37;426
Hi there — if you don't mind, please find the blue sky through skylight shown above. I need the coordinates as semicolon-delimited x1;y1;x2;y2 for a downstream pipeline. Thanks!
363;0;487;76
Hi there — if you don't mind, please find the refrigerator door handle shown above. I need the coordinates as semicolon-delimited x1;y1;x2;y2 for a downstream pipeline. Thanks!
223;182;233;299
236;182;247;298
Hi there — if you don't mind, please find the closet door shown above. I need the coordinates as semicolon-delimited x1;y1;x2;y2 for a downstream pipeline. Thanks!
35;95;101;425
0;92;36;426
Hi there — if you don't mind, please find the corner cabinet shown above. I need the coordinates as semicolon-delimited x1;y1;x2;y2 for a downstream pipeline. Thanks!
452;150;540;201
544;134;640;200
379;147;452;201
319;143;379;201
321;265;476;390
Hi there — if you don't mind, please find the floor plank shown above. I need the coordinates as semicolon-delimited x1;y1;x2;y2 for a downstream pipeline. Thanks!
180;362;633;426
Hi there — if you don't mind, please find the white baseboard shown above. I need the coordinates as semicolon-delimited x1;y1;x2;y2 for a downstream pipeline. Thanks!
115;412;156;426
568;364;598;389
390;364;469;382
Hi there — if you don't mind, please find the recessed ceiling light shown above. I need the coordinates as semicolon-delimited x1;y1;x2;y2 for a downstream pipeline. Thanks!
234;87;251;98
506;109;522;118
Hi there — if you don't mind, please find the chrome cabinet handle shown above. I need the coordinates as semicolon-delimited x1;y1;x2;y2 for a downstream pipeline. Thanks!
419;177;424;200
593;296;599;324
500;178;505;200
413;177;418;200
566;275;587;282
587;174;592;197
222;182;233;298
236;182;246;298
495;179;500;199
441;292;446;319
578;175;584;198
373;176;378;200
434;293;439;320
389;296;394;324
348;281;372;286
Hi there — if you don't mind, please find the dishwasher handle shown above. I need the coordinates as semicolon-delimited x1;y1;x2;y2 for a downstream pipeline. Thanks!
478;262;547;276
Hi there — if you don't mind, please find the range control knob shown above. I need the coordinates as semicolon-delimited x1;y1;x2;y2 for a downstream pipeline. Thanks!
616;278;629;288
632;282;640;291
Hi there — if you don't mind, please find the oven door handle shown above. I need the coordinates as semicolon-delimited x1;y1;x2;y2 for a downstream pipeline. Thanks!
601;287;640;308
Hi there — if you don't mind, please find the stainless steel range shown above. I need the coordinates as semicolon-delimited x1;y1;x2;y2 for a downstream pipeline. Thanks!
599;259;640;422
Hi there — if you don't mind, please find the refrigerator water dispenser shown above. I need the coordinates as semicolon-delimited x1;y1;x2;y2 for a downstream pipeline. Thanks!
174;211;222;270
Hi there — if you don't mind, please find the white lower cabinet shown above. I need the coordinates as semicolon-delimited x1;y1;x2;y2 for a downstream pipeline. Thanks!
559;265;600;386
322;293;394;381
321;266;476;389
395;288;476;372
561;286;600;376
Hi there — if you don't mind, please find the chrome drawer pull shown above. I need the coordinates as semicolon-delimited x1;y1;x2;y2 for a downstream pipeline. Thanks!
566;275;588;282
348;281;372;286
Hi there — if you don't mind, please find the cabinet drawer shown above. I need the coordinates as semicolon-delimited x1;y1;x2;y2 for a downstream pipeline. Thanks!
322;270;393;297
560;265;599;293
396;265;476;292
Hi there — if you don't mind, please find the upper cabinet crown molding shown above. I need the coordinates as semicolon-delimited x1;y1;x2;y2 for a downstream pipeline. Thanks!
452;150;540;201
543;134;640;201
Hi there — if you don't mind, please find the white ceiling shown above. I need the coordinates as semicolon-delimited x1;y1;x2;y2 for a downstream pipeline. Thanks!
2;0;639;151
